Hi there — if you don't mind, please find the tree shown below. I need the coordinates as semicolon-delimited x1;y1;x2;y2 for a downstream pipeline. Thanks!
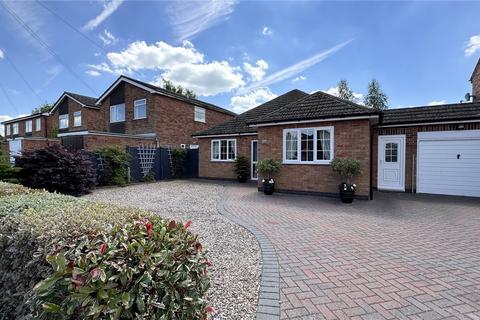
31;103;52;114
364;79;388;110
162;78;197;99
337;79;355;102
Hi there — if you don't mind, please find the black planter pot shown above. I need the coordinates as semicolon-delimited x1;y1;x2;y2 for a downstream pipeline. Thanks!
237;175;248;183
263;182;275;195
339;189;355;203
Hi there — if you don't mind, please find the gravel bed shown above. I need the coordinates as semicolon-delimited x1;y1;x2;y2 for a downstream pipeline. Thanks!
84;180;260;320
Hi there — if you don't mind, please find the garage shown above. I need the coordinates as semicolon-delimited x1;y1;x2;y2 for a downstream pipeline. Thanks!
8;139;22;164
417;130;480;197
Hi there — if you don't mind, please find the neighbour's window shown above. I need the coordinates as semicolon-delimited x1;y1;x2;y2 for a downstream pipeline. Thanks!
25;120;32;133
35;118;41;131
283;127;334;164
6;124;10;136
110;104;125;123
134;99;147;119
194;106;206;123
385;142;398;163
211;139;236;161
73;111;82;127
12;123;19;135
59;114;69;129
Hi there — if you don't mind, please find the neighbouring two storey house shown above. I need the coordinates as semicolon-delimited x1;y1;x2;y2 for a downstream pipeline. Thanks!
194;58;480;199
2;76;235;159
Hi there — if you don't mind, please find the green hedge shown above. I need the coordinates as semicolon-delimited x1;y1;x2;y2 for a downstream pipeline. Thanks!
0;183;211;320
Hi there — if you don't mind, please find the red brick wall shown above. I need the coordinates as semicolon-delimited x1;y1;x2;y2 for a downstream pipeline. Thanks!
22;138;60;152
257;119;372;197
198;135;257;180
83;134;156;151
472;64;480;102
100;82;235;147
49;97;102;134
4;116;47;139
373;122;480;192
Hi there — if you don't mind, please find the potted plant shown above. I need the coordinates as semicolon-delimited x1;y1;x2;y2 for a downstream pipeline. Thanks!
234;155;250;183
331;157;361;203
256;158;281;195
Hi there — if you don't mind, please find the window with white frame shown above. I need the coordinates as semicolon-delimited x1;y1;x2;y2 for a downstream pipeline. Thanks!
6;124;10;136
59;114;69;129
194;106;206;123
211;139;236;161
283;127;334;164
73;111;82;127
12;123;19;135
110;104;125;123
35;118;41;131
134;99;147;119
25;120;32;133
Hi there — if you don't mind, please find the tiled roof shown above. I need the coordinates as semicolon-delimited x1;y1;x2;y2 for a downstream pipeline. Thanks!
381;102;480;125
120;76;236;116
192;89;309;136
251;90;379;124
65;92;97;107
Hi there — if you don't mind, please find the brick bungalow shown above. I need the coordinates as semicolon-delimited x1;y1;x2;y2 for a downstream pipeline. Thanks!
194;58;480;198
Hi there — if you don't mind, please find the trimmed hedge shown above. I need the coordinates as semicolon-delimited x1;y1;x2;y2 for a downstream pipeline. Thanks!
0;183;211;320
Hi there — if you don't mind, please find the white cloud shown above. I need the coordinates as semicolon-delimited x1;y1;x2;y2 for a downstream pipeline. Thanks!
323;86;363;103
0;49;4;59
158;61;244;96
86;70;101;77
82;0;124;32
243;59;268;81
239;39;353;94
104;40;204;73
465;35;480;57
166;0;237;42
292;75;306;82
230;87;277;114
88;40;245;96
262;26;273;36
428;100;447;106
98;29;118;46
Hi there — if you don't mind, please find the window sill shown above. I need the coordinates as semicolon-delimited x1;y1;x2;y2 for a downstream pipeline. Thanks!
282;161;332;165
210;160;236;163
195;119;206;123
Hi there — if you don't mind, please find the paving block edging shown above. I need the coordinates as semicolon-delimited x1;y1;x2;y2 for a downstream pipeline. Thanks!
217;186;281;320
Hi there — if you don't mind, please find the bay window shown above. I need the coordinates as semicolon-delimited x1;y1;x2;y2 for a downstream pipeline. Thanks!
283;126;334;164
211;139;236;161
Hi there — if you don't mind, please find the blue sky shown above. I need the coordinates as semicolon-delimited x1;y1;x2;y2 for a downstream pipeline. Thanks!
0;0;479;127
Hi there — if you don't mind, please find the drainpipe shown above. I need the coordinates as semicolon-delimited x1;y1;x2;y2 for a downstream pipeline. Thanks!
369;123;374;200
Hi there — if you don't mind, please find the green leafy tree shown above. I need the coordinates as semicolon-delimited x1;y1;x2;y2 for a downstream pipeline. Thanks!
337;79;355;102
162;78;197;99
31;103;53;114
364;79;388;110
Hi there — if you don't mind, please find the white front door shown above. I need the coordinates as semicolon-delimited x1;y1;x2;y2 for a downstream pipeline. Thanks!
378;135;405;191
8;139;22;164
251;140;258;180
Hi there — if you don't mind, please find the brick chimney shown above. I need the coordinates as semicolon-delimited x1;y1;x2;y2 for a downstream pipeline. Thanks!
471;58;480;102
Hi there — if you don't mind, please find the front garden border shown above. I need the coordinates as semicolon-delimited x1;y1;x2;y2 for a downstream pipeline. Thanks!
217;185;280;320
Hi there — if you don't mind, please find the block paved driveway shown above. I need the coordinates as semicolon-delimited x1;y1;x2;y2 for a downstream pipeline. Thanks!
223;185;480;320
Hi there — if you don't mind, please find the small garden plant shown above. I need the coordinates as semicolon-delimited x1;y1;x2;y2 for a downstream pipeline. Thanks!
233;155;250;182
256;159;281;195
94;146;131;187
15;144;96;196
331;157;361;203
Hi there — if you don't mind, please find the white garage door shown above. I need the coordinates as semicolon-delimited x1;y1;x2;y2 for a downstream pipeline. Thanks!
8;139;22;164
417;130;480;197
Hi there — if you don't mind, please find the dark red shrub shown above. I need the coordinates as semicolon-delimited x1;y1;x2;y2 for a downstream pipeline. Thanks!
16;144;96;196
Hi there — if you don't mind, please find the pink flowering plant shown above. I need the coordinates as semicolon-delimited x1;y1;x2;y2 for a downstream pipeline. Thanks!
33;217;212;320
